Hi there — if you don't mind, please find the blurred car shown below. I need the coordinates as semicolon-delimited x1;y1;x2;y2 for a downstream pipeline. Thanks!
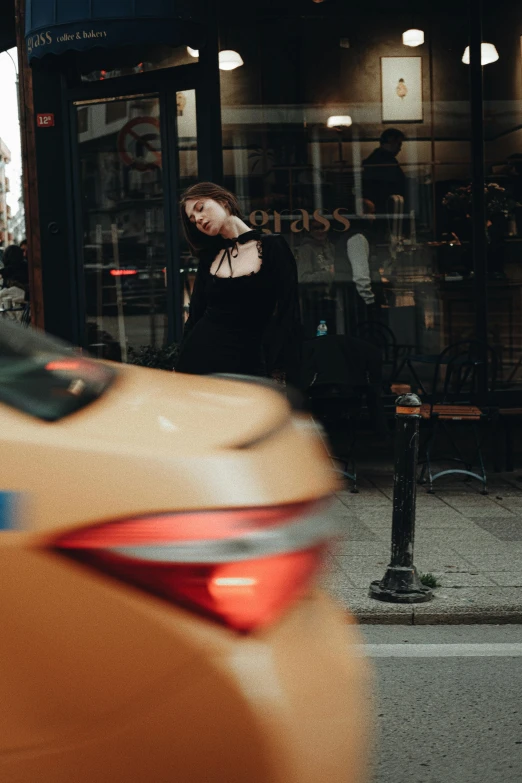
0;320;372;783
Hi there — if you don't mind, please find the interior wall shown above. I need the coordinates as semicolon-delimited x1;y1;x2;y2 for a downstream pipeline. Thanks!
219;2;473;142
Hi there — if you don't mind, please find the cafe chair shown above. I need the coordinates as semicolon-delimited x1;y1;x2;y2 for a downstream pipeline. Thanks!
20;303;31;327
307;383;363;493
417;339;498;494
356;320;414;391
301;334;388;493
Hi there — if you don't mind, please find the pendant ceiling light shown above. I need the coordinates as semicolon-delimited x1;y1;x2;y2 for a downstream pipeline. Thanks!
219;50;244;70
326;115;353;128
186;47;199;58
402;29;424;47
462;43;499;65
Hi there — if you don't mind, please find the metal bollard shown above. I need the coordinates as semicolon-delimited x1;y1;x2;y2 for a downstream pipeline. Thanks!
370;393;433;603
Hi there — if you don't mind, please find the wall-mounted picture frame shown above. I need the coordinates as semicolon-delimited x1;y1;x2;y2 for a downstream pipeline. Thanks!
381;56;423;123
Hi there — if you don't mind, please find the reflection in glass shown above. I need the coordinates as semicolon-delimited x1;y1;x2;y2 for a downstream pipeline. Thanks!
218;3;475;395
175;90;199;327
76;94;167;361
80;45;197;82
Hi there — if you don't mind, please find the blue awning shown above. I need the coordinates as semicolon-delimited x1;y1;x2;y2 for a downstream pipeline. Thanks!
25;0;206;62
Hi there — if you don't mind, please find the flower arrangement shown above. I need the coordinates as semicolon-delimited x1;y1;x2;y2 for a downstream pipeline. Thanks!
442;182;516;219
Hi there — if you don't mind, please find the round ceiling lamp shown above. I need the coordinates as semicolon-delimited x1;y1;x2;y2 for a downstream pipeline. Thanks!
402;29;424;47
326;115;353;129
186;47;199;58
219;50;244;70
462;43;499;65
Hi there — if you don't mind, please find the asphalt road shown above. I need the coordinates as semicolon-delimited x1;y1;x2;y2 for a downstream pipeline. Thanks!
359;625;522;783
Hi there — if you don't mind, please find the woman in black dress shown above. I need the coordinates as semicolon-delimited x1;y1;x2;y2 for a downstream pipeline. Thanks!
176;182;301;384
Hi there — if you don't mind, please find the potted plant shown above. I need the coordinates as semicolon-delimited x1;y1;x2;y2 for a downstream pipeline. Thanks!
127;342;180;371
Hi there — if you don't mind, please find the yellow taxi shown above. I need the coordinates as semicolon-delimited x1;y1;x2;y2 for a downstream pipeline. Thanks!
0;319;371;783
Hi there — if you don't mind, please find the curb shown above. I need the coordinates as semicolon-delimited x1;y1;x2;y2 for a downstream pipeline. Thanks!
351;608;522;625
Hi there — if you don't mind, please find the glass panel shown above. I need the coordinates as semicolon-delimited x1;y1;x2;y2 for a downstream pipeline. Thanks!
219;1;473;396
175;89;199;327
76;94;167;361
482;1;522;391
80;45;198;82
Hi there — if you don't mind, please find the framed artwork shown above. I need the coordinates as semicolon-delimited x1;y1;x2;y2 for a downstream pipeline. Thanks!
381;56;423;123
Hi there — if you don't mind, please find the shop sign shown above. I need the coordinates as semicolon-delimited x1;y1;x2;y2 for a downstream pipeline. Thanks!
37;113;55;128
26;28;108;56
249;208;352;234
117;117;162;172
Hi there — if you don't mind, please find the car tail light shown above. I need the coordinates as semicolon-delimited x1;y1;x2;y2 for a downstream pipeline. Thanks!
52;499;339;632
110;269;138;277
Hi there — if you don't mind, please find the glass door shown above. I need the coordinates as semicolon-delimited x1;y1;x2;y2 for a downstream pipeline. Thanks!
72;80;199;362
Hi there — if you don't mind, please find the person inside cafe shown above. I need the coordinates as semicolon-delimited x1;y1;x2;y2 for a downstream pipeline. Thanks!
362;128;406;216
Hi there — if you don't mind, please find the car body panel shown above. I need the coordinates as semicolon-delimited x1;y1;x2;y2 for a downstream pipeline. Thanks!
0;348;371;782
0;366;335;534
0;543;371;782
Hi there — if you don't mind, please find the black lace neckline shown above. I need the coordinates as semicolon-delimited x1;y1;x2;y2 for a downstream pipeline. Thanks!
218;230;262;249
212;230;264;278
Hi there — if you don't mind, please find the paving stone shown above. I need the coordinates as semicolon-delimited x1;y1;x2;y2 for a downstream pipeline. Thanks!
442;496;507;511
333;555;390;573
416;530;502;549
337;494;391;508
495;498;522;511
332;540;388;558
346;571;395;589
319;566;361;600
414;515;475;528
467;516;522;541
435;572;497;588
458;553;522;570
339;517;377;541
487;572;522;587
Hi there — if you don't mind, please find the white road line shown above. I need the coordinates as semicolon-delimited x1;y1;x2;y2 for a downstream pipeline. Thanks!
355;643;522;658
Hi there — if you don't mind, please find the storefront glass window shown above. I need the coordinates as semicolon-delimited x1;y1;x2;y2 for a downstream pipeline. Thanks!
482;1;522;390
75;94;167;361
80;45;198;82
175;89;199;326
218;0;474;394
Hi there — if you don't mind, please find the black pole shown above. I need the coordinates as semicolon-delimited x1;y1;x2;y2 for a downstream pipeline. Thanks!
370;394;433;603
469;0;489;399
197;0;224;184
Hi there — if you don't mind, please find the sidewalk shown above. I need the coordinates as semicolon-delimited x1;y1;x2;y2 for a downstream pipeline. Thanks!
321;472;522;624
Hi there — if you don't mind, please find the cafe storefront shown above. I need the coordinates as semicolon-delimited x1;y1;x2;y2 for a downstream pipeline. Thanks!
11;0;522;415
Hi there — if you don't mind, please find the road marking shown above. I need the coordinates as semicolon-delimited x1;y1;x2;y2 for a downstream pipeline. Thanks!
355;643;522;658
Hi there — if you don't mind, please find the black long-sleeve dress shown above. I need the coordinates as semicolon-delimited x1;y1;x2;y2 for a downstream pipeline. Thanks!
175;230;302;384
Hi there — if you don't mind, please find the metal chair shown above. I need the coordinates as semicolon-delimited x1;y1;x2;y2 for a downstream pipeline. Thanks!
417;340;498;494
301;334;387;493
307;382;364;493
20;303;31;327
357;320;414;392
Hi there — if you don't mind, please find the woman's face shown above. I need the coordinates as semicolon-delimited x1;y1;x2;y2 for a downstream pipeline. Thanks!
185;197;229;236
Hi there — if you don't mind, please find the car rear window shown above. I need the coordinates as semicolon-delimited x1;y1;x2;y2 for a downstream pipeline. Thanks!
0;320;117;421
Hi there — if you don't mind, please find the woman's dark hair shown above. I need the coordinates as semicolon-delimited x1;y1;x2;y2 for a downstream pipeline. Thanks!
179;182;243;257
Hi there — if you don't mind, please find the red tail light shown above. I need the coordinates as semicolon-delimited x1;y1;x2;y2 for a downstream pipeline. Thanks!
53;500;339;632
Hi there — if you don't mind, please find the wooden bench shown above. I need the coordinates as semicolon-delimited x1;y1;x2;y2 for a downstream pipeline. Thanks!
420;404;483;421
